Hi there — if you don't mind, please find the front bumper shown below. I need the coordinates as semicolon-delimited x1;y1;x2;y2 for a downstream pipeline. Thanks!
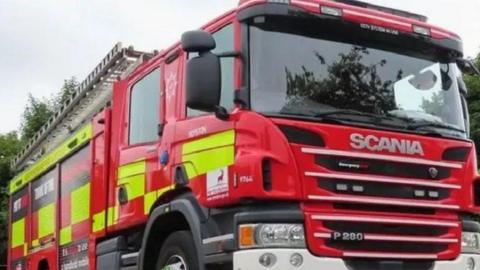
233;249;480;270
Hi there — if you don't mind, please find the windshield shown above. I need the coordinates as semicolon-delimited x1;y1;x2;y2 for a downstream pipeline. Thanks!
249;16;467;138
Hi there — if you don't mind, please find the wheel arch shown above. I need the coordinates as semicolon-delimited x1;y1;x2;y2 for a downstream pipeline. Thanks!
139;192;208;270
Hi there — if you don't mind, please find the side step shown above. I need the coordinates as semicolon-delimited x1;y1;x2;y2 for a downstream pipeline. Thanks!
96;237;139;270
121;252;139;270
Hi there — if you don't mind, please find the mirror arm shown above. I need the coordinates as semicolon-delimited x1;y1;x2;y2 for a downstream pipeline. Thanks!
214;106;230;121
457;58;480;76
217;50;242;58
473;64;480;76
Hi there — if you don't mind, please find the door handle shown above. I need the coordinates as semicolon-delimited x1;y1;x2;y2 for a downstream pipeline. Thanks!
118;186;128;205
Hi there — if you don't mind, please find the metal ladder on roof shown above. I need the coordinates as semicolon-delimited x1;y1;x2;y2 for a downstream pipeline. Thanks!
12;42;153;172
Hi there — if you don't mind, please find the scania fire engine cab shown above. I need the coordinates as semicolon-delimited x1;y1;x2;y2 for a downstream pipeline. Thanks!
8;0;480;270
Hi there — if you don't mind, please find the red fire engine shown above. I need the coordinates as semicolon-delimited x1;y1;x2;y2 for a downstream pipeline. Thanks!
8;0;480;270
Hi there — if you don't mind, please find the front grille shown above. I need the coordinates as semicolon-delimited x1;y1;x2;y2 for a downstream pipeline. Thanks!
315;155;451;180
333;203;436;215
318;179;449;200
306;213;461;260
300;147;464;260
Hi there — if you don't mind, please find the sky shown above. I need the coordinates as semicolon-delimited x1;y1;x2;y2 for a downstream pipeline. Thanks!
0;0;479;134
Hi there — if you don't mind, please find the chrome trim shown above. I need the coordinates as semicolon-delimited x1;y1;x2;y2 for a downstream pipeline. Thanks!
305;171;461;189
202;234;234;244
343;251;438;259
311;214;459;227
308;195;460;210
314;232;457;243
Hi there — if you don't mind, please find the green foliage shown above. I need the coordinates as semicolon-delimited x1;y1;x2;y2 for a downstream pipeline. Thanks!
2;77;78;264
465;52;480;151
20;77;79;143
19;94;54;142
0;132;23;187
55;77;79;108
0;132;22;267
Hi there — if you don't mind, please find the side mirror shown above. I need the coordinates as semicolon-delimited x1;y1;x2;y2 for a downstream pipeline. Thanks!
457;58;480;76
181;30;216;53
182;31;222;113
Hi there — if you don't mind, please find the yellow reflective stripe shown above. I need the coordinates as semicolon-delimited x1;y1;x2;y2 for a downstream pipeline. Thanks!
11;218;25;248
92;211;106;233
59;226;72;246
182;146;234;179
24;243;28;255
118;160;146;202
144;185;174;215
144;191;157;215
118;160;146;179
32;239;40;248
182;130;235;155
118;174;145;200
9;124;93;194
38;203;55;238
71;183;90;224
107;206;118;227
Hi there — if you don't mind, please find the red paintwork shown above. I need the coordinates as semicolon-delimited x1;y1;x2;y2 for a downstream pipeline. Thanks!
238;0;460;40
8;1;477;269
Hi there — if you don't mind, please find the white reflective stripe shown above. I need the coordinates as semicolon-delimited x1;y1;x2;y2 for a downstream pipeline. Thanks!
314;232;457;243
203;234;234;244
305;171;461;190
302;148;463;169
343;9;411;27
344;251;438;260
311;214;459;227
308;195;460;210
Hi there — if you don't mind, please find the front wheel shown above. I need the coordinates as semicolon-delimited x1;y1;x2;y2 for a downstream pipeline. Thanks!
156;231;199;270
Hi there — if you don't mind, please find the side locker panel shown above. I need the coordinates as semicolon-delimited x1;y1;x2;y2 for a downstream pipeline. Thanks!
9;187;29;270
58;146;91;270
91;110;110;238
30;168;58;269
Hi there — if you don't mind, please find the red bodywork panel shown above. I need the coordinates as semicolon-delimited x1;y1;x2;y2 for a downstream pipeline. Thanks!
238;0;460;40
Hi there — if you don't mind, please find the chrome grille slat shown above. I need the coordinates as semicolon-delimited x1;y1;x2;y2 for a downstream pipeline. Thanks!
302;148;463;169
308;195;460;210
311;214;459;227
314;232;458;243
305;171;460;189
343;252;438;260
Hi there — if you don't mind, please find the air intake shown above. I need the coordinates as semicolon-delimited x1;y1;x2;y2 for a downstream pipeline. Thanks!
278;125;325;147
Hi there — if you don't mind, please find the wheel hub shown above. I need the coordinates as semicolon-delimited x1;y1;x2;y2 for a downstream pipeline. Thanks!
162;255;187;270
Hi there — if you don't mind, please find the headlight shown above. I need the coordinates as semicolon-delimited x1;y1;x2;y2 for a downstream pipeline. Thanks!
462;232;480;254
239;223;306;249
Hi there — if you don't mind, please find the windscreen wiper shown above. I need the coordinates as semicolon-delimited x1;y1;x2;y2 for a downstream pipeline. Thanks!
275;112;345;124
314;109;408;128
407;122;466;133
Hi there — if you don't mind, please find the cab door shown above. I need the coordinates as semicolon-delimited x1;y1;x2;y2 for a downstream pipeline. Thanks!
174;22;238;206
114;65;164;229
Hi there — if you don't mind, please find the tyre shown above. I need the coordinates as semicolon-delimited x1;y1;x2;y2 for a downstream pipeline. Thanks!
156;231;199;270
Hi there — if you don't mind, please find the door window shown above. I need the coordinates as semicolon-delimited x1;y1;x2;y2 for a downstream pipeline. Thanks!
129;69;162;144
